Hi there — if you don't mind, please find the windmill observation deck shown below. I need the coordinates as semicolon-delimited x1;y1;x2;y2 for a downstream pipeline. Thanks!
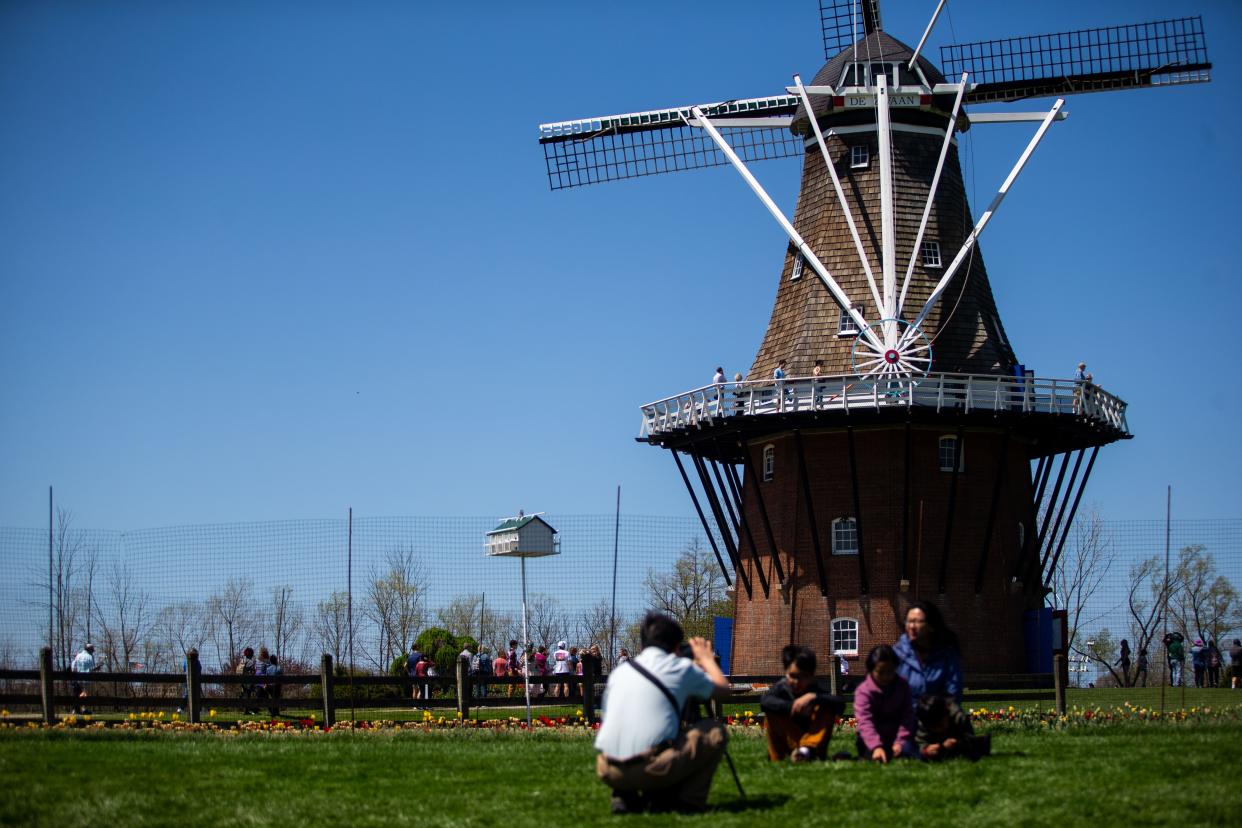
639;372;1128;457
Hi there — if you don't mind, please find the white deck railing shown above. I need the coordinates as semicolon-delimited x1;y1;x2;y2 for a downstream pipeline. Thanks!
638;372;1130;438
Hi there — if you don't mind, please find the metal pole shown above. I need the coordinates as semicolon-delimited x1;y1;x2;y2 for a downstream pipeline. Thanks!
1161;485;1170;715
479;592;486;647
520;556;532;727
347;507;355;723
48;486;54;663
609;485;620;671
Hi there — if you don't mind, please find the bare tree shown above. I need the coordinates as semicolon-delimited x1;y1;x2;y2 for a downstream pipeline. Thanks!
525;593;569;649
575;598;613;650
364;548;428;671
314;592;350;665
643;537;730;640
1046;506;1116;659
206;578;259;671
270;585;305;662
94;561;152;673
154;601;207;666
436;594;483;640
470;601;515;653
1169;545;1241;646
29;509;98;668
1122;555;1177;687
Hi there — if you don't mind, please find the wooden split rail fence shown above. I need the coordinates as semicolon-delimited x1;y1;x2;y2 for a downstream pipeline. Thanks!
0;648;1067;728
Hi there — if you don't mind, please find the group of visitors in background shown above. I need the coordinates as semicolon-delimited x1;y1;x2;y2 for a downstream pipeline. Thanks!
405;639;622;703
1163;633;1238;688
236;646;283;716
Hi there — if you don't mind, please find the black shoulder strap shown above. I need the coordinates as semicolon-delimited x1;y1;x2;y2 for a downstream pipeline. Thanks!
625;658;681;719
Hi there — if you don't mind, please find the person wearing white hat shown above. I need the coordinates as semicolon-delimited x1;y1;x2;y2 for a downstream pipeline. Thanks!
552;640;572;698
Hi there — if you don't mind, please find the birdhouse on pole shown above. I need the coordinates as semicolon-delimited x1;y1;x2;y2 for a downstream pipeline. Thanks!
485;511;559;558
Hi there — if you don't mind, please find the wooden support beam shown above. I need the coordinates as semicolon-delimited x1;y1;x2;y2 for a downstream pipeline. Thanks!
719;449;770;597
900;421;912;585
794;430;829;596
186;649;202;724
975;429;1011;593
846;426;869;594
1041;449;1086;572
672;451;734;588
691;450;752;597
738;437;786;584
937;426;965;595
1044;447;1101;586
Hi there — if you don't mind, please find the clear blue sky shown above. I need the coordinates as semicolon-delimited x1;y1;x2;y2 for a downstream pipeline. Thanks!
2;0;1239;530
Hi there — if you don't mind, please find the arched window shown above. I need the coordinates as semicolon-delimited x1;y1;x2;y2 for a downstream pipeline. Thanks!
938;435;964;472
831;517;858;555
762;444;775;482
832;618;859;655
1017;522;1026;550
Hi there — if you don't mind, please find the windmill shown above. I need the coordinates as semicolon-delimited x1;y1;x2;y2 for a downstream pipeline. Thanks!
536;2;1210;675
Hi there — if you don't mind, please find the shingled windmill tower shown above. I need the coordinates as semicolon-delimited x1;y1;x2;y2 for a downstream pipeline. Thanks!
537;2;1210;675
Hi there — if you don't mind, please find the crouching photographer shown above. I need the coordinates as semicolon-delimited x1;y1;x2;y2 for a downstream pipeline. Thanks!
594;612;731;815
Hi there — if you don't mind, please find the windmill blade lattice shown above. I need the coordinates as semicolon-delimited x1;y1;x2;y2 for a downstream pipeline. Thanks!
538;96;801;191
819;0;883;60
943;16;1211;104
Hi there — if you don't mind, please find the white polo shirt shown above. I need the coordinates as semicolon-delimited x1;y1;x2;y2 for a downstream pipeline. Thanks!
593;646;715;761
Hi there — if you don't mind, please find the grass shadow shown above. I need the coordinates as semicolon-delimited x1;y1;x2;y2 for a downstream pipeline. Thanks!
711;793;790;814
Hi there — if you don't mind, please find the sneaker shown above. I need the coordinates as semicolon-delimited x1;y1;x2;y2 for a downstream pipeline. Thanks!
610;793;649;815
792;746;816;763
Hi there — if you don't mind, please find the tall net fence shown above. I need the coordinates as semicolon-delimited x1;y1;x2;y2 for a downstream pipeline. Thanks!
1;514;1238;679
0;514;722;674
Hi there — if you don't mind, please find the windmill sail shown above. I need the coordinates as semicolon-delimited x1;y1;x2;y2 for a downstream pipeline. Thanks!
942;16;1210;104
538;95;801;191
819;0;882;60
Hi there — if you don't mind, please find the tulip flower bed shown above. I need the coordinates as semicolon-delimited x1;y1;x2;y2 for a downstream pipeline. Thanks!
2;705;1238;826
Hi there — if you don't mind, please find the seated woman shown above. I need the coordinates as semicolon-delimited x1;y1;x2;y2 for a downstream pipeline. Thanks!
760;645;845;762
894;601;962;709
854;645;916;762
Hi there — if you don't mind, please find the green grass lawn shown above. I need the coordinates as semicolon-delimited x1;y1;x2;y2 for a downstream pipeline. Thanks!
1;717;1238;827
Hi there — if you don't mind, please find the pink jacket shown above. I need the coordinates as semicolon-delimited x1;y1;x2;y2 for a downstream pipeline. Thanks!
853;673;916;752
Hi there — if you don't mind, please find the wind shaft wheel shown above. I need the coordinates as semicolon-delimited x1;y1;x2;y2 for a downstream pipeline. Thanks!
850;319;932;385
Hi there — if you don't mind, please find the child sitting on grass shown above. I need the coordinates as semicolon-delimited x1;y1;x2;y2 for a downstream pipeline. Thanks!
854;644;916;763
915;694;989;760
760;645;846;762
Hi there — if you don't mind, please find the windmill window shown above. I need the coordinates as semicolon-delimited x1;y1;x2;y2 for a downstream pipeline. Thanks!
832;517;859;555
939;436;965;472
762;444;775;482
850;145;870;169
922;241;942;268
838;304;863;336
832;618;859;655
791;252;804;281
1018;522;1026;550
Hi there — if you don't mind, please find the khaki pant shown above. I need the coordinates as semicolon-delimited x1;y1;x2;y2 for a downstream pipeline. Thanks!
596;721;728;810
764;703;836;761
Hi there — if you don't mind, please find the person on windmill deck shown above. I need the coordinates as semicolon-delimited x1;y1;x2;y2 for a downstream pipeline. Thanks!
593;612;731;814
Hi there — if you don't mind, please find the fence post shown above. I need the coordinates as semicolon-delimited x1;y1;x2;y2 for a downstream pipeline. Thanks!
583;659;597;724
320;654;335;729
1053;653;1067;716
456;658;471;719
185;650;202;724
39;646;55;724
